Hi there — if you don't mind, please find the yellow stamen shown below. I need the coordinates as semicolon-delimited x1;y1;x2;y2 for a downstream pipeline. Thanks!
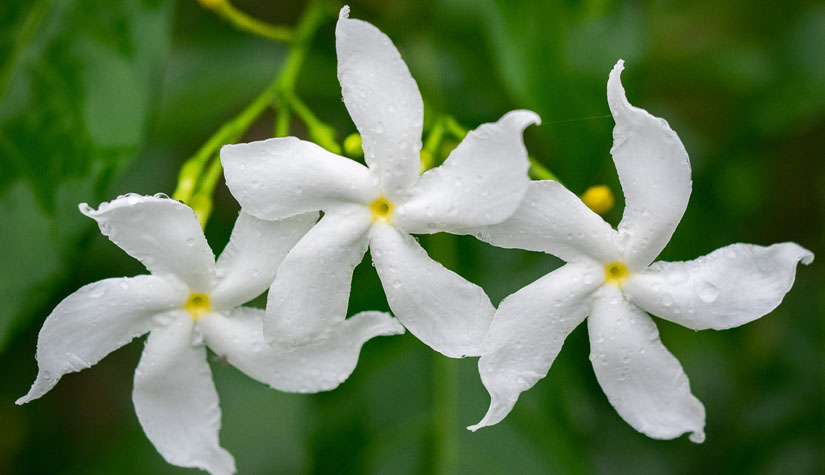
369;196;394;223
604;262;629;287
185;293;212;320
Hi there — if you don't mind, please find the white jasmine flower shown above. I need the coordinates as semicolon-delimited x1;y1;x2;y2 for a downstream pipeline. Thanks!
468;61;813;441
16;194;403;475
221;7;539;358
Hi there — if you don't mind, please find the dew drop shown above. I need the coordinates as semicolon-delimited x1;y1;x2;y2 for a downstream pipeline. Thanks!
695;282;719;303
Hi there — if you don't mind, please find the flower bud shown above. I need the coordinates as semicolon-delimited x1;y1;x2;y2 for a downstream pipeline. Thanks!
581;185;615;215
343;133;363;157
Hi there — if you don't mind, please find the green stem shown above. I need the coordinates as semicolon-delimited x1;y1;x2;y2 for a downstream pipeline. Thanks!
0;0;50;104
433;354;459;475
208;0;293;42
427;233;460;475
288;94;341;154
275;104;291;137
528;156;559;182
420;116;445;172
173;0;328;221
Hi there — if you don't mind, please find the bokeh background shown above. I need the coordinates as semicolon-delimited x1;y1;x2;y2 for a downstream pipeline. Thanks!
1;0;823;473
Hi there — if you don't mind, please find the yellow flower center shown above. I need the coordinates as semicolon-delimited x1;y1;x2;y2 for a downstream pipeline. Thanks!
604;261;629;287
369;196;394;223
185;293;212;320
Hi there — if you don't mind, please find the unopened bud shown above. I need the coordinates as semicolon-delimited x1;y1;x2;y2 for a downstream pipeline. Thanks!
343;133;363;157
581;185;614;215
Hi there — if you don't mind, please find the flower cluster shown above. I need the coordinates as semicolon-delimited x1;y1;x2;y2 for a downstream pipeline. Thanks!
17;6;812;474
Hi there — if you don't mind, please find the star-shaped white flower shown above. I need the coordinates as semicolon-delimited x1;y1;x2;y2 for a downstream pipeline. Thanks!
16;194;404;475
221;7;539;358
468;61;814;441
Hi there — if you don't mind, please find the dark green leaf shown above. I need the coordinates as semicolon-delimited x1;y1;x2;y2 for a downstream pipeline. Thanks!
0;0;174;352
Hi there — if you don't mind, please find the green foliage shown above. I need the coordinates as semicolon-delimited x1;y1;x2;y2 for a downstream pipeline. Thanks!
0;0;173;351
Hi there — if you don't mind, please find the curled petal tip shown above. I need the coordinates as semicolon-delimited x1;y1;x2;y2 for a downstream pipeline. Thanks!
78;202;94;216
607;60;631;116
466;422;484;432
502;109;542;129
689;430;706;444
386;319;406;336
339;5;350;20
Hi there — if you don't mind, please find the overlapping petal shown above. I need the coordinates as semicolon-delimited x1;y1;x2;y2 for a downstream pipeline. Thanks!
469;263;602;431
16;275;186;404
265;205;372;347
80;195;216;292
370;223;494;357
211;211;318;310
608;61;692;270
221;137;377;220
201;308;404;393
336;6;423;195
588;286;705;442
133;315;235;475
394;110;540;234
470;180;620;263
624;242;813;331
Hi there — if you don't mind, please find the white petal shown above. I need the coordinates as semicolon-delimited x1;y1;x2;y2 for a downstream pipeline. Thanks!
588;286;705;442
336;7;423;194
16;275;186;404
80;194;216;292
265;205;372;347
133;315;235;475
469;263;601;431
624;242;813;331
469;180;621;263
221;137;377;220
369;223;493;358
608;61;692;270
394;110;541;234
210;211;318;310
201;308;404;393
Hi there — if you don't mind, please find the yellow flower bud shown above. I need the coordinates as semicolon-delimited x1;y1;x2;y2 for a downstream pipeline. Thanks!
581;185;615;215
343;133;363;157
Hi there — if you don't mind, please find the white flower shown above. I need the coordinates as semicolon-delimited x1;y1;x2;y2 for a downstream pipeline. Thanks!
221;7;539;358
16;194;404;475
468;61;814;441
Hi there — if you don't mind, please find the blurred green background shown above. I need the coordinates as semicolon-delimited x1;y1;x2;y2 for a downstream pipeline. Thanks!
1;0;823;473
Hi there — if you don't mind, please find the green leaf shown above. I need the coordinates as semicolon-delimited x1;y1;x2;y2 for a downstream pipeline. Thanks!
466;0;644;188
0;0;174;352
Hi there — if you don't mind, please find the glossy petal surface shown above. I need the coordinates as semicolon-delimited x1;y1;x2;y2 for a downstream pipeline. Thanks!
395;110;539;234
17;275;185;404
80;195;216;292
201;308;404;392
608;61;692;270
265;205;372;347
470;263;601;431
336;6;424;194
588;286;705;442
221;137;376;220
133;315;235;475
471;180;620;263
211;211;317;310
624;242;813;330
370;224;494;357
